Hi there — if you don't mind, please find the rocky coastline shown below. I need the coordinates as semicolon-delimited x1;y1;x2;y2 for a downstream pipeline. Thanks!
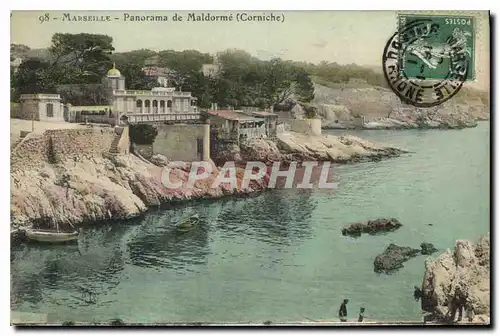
10;155;269;232
11;131;405;233
212;131;406;166
420;235;490;324
307;82;490;131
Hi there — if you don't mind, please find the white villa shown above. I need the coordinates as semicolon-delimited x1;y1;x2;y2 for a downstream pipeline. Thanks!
106;64;199;125
14;63;200;126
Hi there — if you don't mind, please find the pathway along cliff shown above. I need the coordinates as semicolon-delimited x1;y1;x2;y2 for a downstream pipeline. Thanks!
10;128;403;231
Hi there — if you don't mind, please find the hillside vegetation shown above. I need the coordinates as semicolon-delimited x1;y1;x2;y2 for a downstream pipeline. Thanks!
11;39;489;117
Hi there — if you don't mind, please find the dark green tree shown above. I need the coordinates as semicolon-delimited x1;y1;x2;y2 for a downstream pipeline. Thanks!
129;124;158;145
294;68;315;102
116;62;157;90
49;33;115;83
13;59;58;100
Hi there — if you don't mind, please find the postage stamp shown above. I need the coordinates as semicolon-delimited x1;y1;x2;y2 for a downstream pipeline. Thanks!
397;14;475;81
382;14;474;107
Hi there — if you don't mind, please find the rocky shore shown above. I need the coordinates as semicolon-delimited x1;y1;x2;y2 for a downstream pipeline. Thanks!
212;131;406;165
309;82;490;130
11;129;405;232
420;235;490;324
10;155;269;231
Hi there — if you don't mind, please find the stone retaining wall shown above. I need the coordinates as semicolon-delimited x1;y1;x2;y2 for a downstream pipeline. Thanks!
11;128;116;171
45;128;115;160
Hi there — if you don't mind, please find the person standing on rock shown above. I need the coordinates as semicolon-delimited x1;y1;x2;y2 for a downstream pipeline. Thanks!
465;300;475;322
339;299;349;322
449;289;467;322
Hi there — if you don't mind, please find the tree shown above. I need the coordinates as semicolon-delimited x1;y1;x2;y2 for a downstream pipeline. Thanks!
117;62;157;90
129;124;158;145
49;33;114;83
57;83;110;106
294;68;315;102
12;58;58;100
112;49;157;66
263;58;295;108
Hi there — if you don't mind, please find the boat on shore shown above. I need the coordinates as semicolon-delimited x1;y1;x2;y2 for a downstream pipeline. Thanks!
176;214;200;233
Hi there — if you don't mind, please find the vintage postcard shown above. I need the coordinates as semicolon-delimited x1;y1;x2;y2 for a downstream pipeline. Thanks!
10;10;490;326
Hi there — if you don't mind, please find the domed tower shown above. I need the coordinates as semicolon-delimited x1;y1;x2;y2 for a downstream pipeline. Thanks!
104;63;125;91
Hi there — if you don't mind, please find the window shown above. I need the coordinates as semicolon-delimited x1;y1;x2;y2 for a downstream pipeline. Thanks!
167;100;172;108
197;137;204;160
153;100;158;113
160;100;165;113
46;103;54;117
136;99;143;113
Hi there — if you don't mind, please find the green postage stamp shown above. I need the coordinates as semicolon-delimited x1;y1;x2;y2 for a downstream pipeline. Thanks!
397;14;475;81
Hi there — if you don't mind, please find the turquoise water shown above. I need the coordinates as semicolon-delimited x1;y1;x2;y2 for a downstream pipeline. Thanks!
11;122;490;324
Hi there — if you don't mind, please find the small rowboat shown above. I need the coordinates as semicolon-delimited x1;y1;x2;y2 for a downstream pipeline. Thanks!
177;214;200;232
25;228;79;243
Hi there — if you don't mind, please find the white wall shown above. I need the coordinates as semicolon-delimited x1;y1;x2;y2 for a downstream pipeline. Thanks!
289;119;322;136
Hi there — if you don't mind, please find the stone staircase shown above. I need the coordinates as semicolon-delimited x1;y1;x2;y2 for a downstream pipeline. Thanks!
109;133;121;155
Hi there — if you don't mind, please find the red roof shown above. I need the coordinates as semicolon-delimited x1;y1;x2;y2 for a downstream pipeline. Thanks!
207;110;257;121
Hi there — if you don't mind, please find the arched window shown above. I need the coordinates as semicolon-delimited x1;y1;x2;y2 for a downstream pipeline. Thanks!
145;100;151;114
167;100;172;108
152;100;158;113
160;100;165;113
136;99;143;113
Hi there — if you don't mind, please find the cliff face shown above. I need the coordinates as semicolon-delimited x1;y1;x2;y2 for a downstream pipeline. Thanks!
312;82;489;129
10;127;269;231
11;128;404;230
11;154;268;230
421;235;490;324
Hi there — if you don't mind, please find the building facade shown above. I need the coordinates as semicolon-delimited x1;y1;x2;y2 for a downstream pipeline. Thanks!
17;94;66;122
207;110;277;144
105;64;199;125
201;55;222;77
13;64;200;127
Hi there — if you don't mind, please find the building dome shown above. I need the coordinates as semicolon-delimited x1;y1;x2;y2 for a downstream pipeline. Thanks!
107;63;121;78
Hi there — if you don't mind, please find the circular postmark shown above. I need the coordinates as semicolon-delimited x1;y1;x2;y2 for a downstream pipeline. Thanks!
383;19;469;107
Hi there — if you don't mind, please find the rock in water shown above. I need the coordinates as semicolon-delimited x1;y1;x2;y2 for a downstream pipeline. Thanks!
420;242;438;255
420;235;490;324
342;218;402;237
374;244;420;274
